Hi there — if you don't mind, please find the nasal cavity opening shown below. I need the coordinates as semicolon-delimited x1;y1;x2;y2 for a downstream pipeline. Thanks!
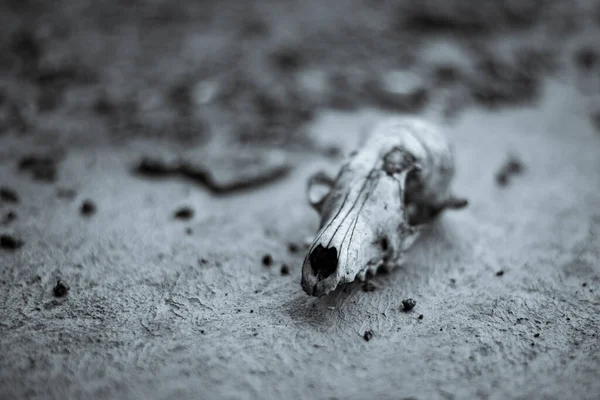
309;244;338;279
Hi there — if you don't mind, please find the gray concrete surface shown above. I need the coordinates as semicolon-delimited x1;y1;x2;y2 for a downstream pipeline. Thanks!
1;76;600;399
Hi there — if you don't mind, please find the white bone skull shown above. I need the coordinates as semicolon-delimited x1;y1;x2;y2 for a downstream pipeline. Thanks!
301;117;467;296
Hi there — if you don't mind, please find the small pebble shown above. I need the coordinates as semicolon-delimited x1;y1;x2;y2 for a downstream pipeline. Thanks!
534;333;540;338
287;242;299;253
496;270;505;276
80;200;96;216
262;254;273;267
363;330;374;341
280;264;290;275
185;227;193;235
0;234;23;250
52;279;70;297
0;187;19;203
402;298;417;311
418;314;424;320
174;207;194;220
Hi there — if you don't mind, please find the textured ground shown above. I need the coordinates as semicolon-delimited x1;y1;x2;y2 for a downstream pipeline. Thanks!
1;1;600;399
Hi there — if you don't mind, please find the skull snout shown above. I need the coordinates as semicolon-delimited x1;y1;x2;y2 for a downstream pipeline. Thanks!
301;244;339;296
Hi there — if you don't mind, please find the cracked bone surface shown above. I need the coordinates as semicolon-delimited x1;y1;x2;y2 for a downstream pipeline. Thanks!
301;117;467;296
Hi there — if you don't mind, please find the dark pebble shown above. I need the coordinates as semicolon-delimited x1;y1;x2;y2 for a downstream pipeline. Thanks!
174;207;194;220
280;264;290;275
0;187;19;203
0;234;23;250
402;298;417;311
362;281;377;292
80;200;96;216
363;330;374;341
418;314;424;320
262;254;273;267
534;333;540;338
496;270;505;276
287;242;299;253
582;282;587;287
52;279;70;297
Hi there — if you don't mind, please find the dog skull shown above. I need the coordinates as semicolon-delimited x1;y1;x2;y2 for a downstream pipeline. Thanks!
301;117;467;296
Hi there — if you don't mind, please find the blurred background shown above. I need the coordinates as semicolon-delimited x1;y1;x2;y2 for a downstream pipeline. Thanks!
1;1;600;399
1;0;599;148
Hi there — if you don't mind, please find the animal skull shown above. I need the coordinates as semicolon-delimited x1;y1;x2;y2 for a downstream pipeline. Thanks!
301;117;467;296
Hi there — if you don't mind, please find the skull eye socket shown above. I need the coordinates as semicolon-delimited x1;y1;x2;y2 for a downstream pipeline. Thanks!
309;244;338;279
383;148;415;175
